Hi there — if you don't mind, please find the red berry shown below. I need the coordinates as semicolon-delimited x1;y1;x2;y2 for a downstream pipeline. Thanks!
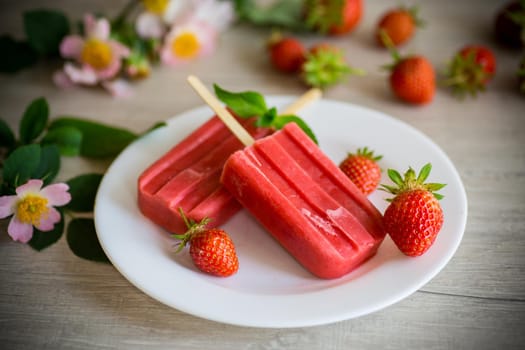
381;163;446;256
445;45;496;98
173;210;239;277
339;147;382;195
269;37;306;73
304;0;363;35
389;55;435;105
376;7;422;47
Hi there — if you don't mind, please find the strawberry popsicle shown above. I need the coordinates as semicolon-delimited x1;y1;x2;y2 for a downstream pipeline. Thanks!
138;85;321;234
221;122;386;279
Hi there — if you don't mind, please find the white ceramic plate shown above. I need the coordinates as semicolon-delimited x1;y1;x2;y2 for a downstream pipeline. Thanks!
94;97;467;328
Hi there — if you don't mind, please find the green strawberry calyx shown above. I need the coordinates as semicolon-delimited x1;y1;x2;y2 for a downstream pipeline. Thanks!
380;163;446;202
302;47;365;89
172;208;211;253
443;50;494;98
351;146;383;162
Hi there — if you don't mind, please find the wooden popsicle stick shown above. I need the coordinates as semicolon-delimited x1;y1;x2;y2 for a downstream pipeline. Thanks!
280;88;322;115
187;75;255;147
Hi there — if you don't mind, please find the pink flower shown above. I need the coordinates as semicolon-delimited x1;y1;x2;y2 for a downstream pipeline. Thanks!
54;14;131;94
160;0;234;65
0;180;71;243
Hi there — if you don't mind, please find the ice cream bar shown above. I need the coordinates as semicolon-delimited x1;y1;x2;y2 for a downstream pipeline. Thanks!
138;79;321;234
221;122;386;279
138;114;271;233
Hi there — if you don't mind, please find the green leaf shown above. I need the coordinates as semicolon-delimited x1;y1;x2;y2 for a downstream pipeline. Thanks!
387;169;404;187
256;108;277;128
28;209;64;251
65;173;103;212
213;84;268;118
417;163;432;183
66;218;110;263
272;115;319;144
2;144;41;191
19;97;49;144
42;125;82;156
234;0;308;31
48;117;138;158
32;144;60;185
0;118;16;149
0;35;38;73
23;9;70;56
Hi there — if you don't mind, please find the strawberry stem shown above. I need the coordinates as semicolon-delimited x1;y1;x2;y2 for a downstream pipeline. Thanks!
172;208;211;253
381;163;446;201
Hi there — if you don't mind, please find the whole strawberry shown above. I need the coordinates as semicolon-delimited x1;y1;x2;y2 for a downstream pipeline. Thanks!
268;35;306;73
381;33;435;104
173;209;239;277
376;6;424;47
304;0;363;35
381;163;446;257
339;147;382;195
445;45;496;98
302;43;364;89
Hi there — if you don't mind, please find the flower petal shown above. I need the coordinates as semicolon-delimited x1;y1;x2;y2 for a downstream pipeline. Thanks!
0;195;17;219
164;0;192;23
53;70;76;89
35;207;61;232
109;40;131;58
191;0;234;32
60;35;85;59
64;63;98;85
94;58;121;80
16;179;43;196
92;17;110;40
101;79;133;98
83;13;97;37
136;12;164;39
8;217;33;243
40;183;71;207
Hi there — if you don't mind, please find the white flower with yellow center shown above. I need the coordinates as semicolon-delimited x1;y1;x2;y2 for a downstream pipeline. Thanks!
136;0;191;39
0;179;71;243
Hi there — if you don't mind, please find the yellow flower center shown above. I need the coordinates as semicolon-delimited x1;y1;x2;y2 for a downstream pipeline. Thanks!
16;195;49;226
171;32;201;59
142;0;169;15
81;39;113;69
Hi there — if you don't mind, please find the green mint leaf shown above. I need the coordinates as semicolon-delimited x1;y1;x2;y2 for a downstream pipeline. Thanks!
23;9;70;56
256;108;277;127
65;173;103;212
49;117;138;158
0;35;38;73
42;125;82;156
28;208;64;251
67;218;110;263
2;144;41;191
272;115;318;144
0;118;16;149
214;84;268;118
33;144;60;185
19;97;49;144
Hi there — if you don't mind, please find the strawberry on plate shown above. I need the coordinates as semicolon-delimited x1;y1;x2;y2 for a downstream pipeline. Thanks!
268;34;306;73
339;147;382;196
445;45;496;98
173;209;239;277
304;0;363;35
376;6;423;47
381;163;446;257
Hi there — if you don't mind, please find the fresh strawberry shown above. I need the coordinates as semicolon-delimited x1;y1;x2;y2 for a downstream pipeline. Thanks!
302;43;364;89
494;1;525;49
173;210;239;277
445;45;496;98
339;147;382;195
376;6;423;47
304;0;363;35
381;163;446;257
268;35;306;73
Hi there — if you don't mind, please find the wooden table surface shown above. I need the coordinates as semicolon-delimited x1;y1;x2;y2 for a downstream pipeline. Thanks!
1;0;524;349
